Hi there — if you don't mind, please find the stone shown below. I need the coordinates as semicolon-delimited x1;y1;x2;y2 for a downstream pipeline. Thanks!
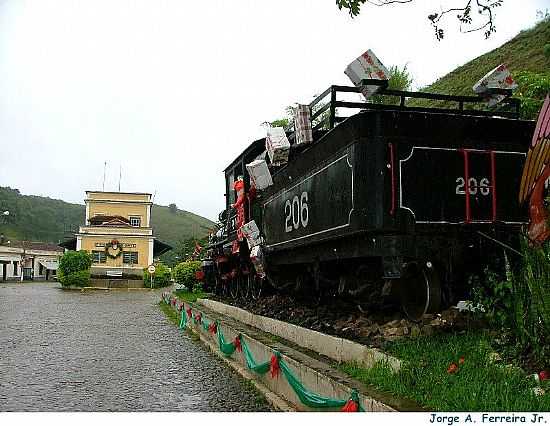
441;308;460;323
429;318;443;327
385;319;401;328
384;327;408;337
421;325;435;336
384;327;402;336
532;387;545;397
488;352;502;363
361;324;381;338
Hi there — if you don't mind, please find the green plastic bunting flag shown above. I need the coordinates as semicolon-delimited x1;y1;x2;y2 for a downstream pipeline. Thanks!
241;337;271;375
179;308;187;329
216;321;237;356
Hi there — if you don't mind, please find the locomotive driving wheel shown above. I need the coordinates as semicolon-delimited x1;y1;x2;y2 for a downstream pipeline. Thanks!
399;261;441;321
249;275;263;300
240;272;250;299
229;273;240;299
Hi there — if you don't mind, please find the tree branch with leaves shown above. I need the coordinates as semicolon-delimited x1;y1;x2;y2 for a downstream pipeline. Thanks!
336;0;504;40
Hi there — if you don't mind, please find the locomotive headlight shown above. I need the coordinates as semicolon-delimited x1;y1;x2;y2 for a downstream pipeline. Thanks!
426;261;433;269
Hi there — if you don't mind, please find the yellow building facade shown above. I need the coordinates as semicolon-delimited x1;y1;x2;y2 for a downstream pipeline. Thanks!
74;191;169;279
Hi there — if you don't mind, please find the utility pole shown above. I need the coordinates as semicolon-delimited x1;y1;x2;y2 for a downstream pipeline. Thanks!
102;161;107;191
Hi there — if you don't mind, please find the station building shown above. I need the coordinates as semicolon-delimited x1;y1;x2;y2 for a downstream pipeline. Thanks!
0;240;63;281
60;191;171;283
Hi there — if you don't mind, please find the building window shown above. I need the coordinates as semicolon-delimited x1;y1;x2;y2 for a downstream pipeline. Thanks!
123;251;138;265
13;261;18;276
92;250;106;264
129;216;141;227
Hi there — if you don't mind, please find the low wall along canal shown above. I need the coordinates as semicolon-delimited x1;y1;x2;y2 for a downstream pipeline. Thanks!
0;282;270;411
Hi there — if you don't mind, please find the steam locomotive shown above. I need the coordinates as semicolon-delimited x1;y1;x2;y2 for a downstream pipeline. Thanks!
204;83;534;319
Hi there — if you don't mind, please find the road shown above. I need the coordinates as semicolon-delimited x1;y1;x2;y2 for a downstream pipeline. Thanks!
0;282;270;411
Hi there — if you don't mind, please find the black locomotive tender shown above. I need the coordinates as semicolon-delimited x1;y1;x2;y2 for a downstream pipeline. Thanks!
204;82;534;319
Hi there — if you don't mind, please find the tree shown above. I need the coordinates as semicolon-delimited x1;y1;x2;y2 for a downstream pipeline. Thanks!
336;0;503;40
143;262;171;288
513;71;550;120
168;203;178;214
370;64;414;104
172;260;202;288
57;250;92;287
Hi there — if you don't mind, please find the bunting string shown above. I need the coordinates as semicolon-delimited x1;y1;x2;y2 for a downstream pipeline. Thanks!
161;293;363;412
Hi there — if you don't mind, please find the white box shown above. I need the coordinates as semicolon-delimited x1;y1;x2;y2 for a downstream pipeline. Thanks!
250;245;266;278
266;127;290;166
294;104;313;145
473;64;518;107
344;49;389;100
241;220;263;248
246;159;273;190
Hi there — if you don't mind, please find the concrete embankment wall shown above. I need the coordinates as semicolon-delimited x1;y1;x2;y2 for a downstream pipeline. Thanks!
165;298;418;412
197;298;401;371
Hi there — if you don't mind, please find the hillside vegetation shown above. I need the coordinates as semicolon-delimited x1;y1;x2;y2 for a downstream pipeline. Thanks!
0;186;214;248
409;18;550;115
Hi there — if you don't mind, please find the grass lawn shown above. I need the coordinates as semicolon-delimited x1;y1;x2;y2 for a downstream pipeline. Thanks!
341;332;550;411
159;301;180;325
173;289;210;303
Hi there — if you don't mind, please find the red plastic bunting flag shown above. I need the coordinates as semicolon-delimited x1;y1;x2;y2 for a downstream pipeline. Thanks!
208;322;217;335
447;362;459;374
341;399;359;412
270;354;280;378
186;307;192;319
233;335;242;352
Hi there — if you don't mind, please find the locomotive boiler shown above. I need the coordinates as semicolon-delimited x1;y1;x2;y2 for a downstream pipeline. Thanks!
204;83;534;319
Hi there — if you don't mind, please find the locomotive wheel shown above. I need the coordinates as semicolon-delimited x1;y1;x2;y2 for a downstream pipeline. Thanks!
250;275;263;300
214;273;223;296
229;275;239;299
399;262;441;321
240;273;250;299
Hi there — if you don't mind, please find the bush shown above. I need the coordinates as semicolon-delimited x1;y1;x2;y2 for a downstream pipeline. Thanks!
143;262;171;288
513;71;550;119
172;260;202;288
472;237;550;365
60;270;91;287
58;250;92;287
192;281;204;294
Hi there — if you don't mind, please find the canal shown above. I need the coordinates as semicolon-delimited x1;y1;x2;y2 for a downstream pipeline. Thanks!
0;282;271;411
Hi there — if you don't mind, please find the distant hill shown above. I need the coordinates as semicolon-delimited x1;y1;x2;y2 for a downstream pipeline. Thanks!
0;186;215;248
409;19;550;113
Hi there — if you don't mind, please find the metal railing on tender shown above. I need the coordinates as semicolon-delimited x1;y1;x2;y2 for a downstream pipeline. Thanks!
286;79;520;139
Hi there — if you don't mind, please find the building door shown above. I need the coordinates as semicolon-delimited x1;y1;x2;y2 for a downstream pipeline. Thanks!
23;268;33;280
1;262;6;281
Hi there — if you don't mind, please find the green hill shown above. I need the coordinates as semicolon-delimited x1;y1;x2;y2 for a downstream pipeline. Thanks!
0;186;215;248
410;18;550;116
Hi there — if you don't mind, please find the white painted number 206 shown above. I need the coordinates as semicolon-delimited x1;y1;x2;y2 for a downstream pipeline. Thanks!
285;192;309;233
455;177;490;196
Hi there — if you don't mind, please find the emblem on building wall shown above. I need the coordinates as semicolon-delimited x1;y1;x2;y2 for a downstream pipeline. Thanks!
105;239;123;259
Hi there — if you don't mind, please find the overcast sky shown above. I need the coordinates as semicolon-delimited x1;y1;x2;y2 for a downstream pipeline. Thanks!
0;0;546;221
